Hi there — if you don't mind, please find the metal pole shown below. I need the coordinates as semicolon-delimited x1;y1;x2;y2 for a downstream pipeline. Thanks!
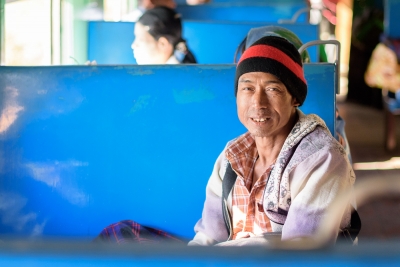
51;0;54;65
0;0;5;65
60;0;63;64
299;39;341;94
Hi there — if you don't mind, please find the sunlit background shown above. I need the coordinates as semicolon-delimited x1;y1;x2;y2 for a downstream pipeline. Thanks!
3;0;352;102
4;0;139;65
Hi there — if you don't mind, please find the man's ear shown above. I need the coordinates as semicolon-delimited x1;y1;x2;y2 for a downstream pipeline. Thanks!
292;97;300;107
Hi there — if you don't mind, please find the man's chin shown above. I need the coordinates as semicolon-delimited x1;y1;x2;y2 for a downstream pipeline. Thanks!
249;130;270;138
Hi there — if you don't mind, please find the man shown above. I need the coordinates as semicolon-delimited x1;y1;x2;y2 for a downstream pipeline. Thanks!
188;35;356;246
96;35;356;246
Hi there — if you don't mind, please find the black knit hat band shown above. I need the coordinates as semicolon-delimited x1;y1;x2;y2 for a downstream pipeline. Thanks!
235;36;307;106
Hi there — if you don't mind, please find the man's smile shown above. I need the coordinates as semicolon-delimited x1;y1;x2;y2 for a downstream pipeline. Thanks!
251;117;270;123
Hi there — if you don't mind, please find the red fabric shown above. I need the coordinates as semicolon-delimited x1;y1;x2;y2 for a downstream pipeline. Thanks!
238;44;307;84
95;220;184;244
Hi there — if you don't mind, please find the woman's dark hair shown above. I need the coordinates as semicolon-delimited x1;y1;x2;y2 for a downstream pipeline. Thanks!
137;6;196;63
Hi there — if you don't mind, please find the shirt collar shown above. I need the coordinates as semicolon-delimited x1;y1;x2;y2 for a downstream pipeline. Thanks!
225;132;258;180
225;132;256;160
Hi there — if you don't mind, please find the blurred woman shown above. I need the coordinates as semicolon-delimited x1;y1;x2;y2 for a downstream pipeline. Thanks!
131;6;197;64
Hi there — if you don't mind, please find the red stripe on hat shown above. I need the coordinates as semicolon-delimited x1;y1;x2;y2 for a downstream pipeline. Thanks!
238;44;306;84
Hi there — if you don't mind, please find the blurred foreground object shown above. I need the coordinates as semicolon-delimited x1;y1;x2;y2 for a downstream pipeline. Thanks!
268;176;400;250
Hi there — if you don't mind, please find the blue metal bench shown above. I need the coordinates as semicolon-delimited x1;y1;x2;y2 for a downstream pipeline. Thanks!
1;239;400;266
0;63;336;240
87;21;319;64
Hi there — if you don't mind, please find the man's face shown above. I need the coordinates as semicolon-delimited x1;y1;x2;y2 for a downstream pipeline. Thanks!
236;72;299;138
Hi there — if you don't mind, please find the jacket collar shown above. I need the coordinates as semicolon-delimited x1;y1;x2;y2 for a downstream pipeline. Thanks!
226;109;328;160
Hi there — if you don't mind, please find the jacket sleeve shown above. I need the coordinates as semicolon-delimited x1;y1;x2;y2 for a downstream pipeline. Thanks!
187;149;229;246
281;146;355;242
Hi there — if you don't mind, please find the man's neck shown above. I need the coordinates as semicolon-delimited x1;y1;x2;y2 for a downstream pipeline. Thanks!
254;110;299;166
254;134;286;168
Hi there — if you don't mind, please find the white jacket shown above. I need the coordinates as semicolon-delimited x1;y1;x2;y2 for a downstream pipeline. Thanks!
189;110;356;246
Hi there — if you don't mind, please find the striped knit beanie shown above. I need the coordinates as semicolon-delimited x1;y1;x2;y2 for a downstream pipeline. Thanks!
235;36;307;106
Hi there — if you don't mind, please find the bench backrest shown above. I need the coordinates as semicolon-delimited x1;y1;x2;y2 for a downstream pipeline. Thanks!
87;21;319;64
175;3;308;22
0;64;336;239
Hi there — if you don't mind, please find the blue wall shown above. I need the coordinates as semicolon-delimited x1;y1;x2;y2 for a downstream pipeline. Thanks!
87;21;318;64
175;3;307;22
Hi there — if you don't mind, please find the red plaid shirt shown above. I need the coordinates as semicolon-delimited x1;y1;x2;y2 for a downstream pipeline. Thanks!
226;133;273;240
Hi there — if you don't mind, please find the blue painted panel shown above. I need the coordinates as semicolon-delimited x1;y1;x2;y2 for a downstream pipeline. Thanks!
182;21;318;63
384;0;400;38
176;3;308;22
88;21;137;64
87;21;318;64
0;64;335;239
1;240;400;266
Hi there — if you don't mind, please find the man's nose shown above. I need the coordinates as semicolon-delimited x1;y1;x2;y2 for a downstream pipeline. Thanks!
252;88;269;108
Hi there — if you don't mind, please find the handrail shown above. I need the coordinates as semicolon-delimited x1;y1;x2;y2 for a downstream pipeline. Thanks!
278;7;334;24
299;40;341;94
0;0;4;65
278;7;311;24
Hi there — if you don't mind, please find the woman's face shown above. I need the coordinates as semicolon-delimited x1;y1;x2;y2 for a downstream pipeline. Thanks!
131;22;167;64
